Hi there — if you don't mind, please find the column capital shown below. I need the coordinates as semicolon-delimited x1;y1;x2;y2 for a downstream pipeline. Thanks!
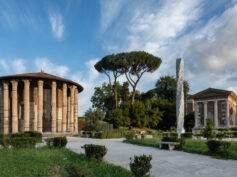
52;81;57;86
23;79;30;84
3;82;9;89
10;80;18;90
63;83;67;88
38;80;44;86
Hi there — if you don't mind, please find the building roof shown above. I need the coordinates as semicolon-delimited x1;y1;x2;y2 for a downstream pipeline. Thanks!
0;72;83;92
191;88;237;101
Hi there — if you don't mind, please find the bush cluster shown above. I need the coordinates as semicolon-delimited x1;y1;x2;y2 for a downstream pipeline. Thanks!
125;132;135;140
206;140;231;154
83;144;107;161
0;131;42;149
130;155;152;177
161;136;178;142
46;137;67;148
181;132;193;138
88;129;133;139
215;131;237;139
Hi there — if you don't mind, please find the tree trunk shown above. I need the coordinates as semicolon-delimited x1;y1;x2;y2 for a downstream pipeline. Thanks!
114;78;118;109
131;86;136;104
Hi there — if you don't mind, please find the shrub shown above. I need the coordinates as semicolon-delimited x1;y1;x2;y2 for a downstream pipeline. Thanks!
181;132;193;138
24;131;42;142
162;136;178;142
9;137;37;148
202;118;215;140
11;133;30;138
130;155;152;177
218;128;229;132
53;137;67;148
216;132;226;140
0;134;9;148
206;140;231;154
83;144;107;161
125;132;135;140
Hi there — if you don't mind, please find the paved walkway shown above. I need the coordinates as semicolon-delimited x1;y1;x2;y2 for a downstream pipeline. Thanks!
67;137;237;177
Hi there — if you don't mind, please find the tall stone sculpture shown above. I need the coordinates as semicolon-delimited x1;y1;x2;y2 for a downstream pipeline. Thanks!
176;58;185;138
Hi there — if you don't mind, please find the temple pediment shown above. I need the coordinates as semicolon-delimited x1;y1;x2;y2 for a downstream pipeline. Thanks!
191;88;235;100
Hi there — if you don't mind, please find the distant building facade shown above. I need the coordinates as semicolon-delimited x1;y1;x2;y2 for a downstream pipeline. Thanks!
187;88;237;131
0;72;83;135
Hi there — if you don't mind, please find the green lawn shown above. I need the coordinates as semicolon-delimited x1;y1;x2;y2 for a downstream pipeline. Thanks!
0;147;133;177
182;139;237;159
125;138;237;160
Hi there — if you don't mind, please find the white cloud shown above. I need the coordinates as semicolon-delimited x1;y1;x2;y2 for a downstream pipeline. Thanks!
70;59;106;115
99;0;125;32
227;87;237;95
126;0;203;53
35;57;69;77
49;13;64;39
0;59;9;72
12;59;26;74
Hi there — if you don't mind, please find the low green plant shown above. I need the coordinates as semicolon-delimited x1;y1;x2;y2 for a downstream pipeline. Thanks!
202;118;215;140
129;154;152;177
125;132;135;140
53;137;67;148
161;136;178;142
24;131;42;143
181;132;193;138
83;144;107;161
9;137;37;148
206;140;231;154
0;134;9;148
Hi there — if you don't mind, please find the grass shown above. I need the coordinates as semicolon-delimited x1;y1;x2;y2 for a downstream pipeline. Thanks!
125;137;237;160
182;139;237;159
0;147;133;177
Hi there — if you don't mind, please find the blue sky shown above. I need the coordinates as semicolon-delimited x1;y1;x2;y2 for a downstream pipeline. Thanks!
0;0;237;115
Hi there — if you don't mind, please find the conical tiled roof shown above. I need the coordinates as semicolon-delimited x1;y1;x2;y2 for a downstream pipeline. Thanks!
0;71;83;92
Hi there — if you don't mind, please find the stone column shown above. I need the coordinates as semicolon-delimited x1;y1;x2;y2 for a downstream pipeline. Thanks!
67;95;71;132
11;80;18;133
74;88;78;133
176;58;185;137
51;81;57;133
37;80;43;133
3;82;9;134
57;87;63;132
214;100;218;129
194;102;198;128
204;101;207;127
226;100;230;128
0;85;3;133
70;86;75;132
23;80;30;131
62;83;67;132
33;87;38;131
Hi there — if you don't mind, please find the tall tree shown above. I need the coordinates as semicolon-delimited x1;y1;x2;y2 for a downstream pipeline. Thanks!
91;82;122;112
121;51;162;104
121;82;130;102
155;75;189;102
94;54;123;109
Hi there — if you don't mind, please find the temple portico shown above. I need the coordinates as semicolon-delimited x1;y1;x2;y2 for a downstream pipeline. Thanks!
0;72;83;135
190;88;237;131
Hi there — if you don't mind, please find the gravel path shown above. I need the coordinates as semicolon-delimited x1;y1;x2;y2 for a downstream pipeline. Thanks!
67;137;237;177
